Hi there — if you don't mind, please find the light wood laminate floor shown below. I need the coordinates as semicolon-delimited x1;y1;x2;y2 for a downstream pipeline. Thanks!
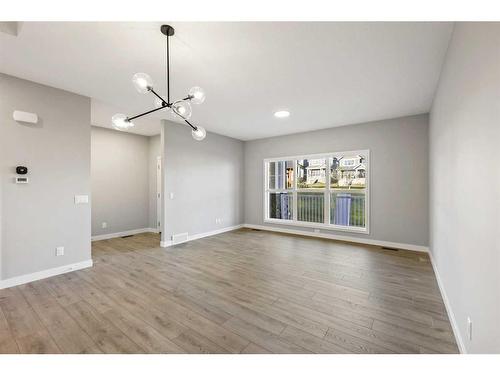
0;229;458;354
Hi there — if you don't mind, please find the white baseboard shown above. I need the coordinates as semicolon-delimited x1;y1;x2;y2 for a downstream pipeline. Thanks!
428;249;466;353
159;223;428;253
0;259;93;290
243;223;429;253
160;224;244;248
91;227;158;241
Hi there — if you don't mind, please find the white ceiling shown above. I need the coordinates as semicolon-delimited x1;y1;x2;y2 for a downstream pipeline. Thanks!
0;22;453;140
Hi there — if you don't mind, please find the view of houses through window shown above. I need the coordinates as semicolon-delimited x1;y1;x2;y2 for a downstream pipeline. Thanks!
265;150;368;231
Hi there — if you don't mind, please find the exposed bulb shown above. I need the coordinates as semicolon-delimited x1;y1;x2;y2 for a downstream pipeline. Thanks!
171;100;192;120
188;86;206;104
191;126;206;141
111;113;134;130
132;73;153;94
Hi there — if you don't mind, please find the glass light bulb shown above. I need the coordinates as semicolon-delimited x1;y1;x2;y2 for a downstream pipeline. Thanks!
171;100;192;120
188;86;206;104
111;113;134;130
191;126;206;141
132;73;153;94
154;96;167;108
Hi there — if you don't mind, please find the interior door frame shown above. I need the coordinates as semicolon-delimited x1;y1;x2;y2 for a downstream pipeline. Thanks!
156;156;162;232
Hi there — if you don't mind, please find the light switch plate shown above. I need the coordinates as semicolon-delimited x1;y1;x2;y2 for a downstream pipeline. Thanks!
74;195;89;204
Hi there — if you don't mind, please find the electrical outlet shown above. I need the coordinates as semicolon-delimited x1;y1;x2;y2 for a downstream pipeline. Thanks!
169;192;174;200
314;228;320;233
102;222;107;229
55;246;64;256
467;317;472;340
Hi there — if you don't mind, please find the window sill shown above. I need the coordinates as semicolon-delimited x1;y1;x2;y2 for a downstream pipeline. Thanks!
263;218;369;234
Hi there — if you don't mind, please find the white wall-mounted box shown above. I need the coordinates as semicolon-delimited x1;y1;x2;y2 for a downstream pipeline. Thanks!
13;110;38;124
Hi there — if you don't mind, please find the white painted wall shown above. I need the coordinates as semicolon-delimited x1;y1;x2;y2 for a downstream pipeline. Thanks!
91;126;151;237
0;73;91;280
160;121;244;245
244;114;429;248
429;22;500;353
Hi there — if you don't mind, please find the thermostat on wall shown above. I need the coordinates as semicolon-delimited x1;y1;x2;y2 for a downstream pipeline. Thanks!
15;176;29;184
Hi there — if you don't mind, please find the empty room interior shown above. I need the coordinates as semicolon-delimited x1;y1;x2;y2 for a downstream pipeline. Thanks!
0;21;499;357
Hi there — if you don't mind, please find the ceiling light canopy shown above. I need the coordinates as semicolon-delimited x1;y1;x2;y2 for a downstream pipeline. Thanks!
274;110;290;118
112;25;206;141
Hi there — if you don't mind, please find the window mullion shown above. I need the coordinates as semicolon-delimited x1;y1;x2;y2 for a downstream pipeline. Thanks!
293;159;298;222
264;161;269;220
325;157;330;225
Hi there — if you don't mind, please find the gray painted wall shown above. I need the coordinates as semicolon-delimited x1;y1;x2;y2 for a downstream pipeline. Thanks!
161;121;244;243
244;114;429;246
0;73;91;280
149;135;161;230
91;126;150;236
429;23;500;353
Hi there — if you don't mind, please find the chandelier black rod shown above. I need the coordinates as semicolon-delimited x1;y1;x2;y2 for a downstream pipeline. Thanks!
184;119;198;131
167;32;171;104
127;106;166;121
150;88;169;106
127;88;169;121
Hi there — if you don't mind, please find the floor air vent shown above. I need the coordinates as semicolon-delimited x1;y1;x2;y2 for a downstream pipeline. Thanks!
382;246;399;251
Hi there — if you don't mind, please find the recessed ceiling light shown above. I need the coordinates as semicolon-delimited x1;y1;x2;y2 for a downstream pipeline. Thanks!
274;110;290;118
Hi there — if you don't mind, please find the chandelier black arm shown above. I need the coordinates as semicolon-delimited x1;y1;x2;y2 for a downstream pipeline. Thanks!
127;106;167;121
128;105;198;132
184;119;198;131
149;88;169;106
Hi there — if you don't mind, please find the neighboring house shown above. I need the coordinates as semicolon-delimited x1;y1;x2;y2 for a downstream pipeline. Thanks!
301;156;366;188
305;159;327;185
337;156;366;188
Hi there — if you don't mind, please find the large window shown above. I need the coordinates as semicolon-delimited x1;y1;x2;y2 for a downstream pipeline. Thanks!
264;150;369;233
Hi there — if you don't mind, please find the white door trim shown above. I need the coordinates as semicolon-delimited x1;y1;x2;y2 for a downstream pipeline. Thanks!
156;156;162;231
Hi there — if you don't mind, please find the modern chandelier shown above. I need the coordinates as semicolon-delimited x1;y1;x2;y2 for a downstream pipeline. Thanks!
111;24;207;141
